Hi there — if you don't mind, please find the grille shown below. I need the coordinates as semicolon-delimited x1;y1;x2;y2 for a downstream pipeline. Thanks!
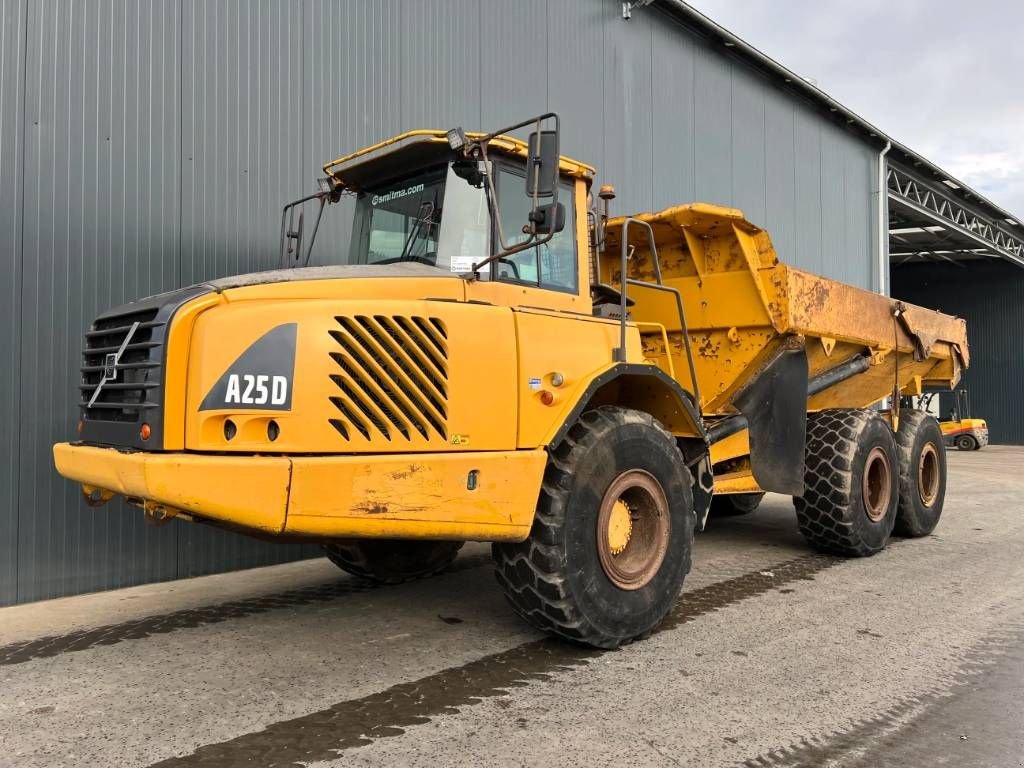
79;308;164;424
327;315;449;443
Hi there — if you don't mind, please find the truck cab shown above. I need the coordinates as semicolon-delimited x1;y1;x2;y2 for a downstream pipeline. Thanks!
58;115;706;546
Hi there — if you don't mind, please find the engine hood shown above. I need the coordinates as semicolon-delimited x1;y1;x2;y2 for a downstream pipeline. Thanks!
203;262;458;292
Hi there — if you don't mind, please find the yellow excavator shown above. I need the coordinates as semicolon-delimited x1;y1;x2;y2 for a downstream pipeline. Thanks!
54;114;969;647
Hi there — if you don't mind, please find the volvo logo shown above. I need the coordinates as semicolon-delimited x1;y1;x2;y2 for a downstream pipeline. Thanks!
103;353;118;380
87;321;141;408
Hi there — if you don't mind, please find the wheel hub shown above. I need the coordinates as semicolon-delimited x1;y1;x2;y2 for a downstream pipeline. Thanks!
606;499;633;555
596;470;671;591
918;442;940;507
862;446;893;522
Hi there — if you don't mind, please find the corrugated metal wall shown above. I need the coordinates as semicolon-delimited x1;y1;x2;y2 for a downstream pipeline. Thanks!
0;0;880;605
892;262;1024;445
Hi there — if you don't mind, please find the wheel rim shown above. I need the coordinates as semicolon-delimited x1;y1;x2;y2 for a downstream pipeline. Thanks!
958;436;973;450
596;470;670;591
862;446;893;523
918;442;940;507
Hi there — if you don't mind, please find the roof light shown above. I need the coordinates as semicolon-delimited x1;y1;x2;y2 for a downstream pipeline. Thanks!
316;177;336;194
446;127;467;151
941;179;960;189
1006;219;1019;226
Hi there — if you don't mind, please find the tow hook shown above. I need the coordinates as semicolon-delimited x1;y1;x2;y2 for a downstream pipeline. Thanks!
82;485;114;508
143;500;189;527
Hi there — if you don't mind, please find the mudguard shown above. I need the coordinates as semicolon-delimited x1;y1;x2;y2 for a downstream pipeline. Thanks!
733;345;809;496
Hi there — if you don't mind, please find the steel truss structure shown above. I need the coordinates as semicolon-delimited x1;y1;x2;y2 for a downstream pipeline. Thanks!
888;165;1024;266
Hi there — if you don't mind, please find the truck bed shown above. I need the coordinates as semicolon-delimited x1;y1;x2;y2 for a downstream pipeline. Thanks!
602;203;968;484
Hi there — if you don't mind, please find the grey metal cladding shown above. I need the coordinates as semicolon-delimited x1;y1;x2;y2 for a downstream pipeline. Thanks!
730;67;767;227
892;262;1024;445
399;0;481;130
793;108;825;274
547;0;604;178
3;0;880;605
180;0;303;285
603;0;655;214
480;0;548;130
17;0;185;603
763;90;797;262
651;19;696;208
176;522;321;582
0;0;26;604
692;42;733;206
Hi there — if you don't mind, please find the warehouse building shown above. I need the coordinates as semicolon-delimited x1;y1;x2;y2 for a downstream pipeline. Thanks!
0;0;1019;604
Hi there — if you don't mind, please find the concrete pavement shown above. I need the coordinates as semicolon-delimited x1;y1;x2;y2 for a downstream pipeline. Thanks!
1;446;1023;767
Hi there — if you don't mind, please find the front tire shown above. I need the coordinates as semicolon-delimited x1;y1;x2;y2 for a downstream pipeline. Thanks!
323;539;463;584
794;409;898;556
894;409;946;537
492;406;695;649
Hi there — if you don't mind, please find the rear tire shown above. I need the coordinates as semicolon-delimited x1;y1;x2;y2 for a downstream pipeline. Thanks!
894;409;946;537
492;406;695;649
323;539;463;584
710;492;764;517
955;434;978;451
794;409;898;557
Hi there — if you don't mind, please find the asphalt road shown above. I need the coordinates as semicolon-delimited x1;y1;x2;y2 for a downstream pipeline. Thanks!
2;446;1023;767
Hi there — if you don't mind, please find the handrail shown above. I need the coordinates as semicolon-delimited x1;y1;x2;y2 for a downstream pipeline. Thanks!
632;322;676;380
615;218;703;417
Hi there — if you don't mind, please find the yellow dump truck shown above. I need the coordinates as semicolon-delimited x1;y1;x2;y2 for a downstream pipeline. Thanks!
54;114;968;648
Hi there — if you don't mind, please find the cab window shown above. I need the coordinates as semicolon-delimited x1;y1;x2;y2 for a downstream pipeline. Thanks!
494;167;577;293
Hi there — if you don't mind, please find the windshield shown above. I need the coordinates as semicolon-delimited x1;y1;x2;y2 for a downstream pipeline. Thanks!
348;162;491;274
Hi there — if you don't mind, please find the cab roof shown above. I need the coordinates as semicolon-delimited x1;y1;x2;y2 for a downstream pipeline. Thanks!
322;129;595;191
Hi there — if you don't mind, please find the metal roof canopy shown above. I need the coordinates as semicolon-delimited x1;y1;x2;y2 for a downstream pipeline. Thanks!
887;163;1024;268
646;1;1024;270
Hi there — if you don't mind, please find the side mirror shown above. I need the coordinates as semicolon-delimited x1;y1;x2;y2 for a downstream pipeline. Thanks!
529;202;565;235
525;130;559;198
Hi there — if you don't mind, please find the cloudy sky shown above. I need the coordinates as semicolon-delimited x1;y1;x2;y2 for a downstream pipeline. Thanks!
688;0;1024;217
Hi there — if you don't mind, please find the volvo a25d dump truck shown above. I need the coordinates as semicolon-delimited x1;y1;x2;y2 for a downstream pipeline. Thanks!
55;114;968;648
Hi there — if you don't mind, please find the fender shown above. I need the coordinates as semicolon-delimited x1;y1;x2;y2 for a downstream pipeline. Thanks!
546;364;711;526
547;364;706;448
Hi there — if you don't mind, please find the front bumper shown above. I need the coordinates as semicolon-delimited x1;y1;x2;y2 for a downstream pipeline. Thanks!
53;443;546;541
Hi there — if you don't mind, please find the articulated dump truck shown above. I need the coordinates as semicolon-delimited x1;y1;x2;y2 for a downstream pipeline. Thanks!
54;114;968;648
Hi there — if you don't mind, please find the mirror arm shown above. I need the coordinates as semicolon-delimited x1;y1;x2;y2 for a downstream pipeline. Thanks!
471;228;558;278
470;113;561;279
279;190;327;268
302;196;329;268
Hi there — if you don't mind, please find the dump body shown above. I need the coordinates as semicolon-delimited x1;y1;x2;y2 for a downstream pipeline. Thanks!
603;203;968;492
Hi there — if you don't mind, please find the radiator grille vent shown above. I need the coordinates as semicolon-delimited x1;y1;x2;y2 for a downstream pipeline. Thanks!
327;315;448;443
79;308;164;424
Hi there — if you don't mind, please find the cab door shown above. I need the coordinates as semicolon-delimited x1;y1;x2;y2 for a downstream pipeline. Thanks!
464;174;606;449
464;175;590;314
